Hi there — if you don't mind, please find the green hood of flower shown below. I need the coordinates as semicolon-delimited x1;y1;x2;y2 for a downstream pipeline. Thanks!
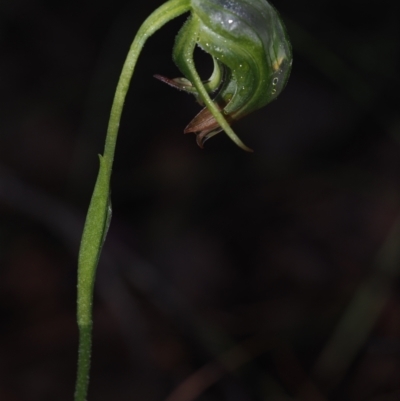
156;0;292;149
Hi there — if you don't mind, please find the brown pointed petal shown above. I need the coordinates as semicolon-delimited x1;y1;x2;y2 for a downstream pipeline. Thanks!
185;106;233;148
154;74;193;91
184;107;221;134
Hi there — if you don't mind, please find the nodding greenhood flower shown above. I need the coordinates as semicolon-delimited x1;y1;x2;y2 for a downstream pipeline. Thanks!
75;2;292;400
155;0;292;151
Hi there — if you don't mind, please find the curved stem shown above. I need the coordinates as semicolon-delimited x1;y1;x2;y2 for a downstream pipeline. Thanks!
74;1;191;400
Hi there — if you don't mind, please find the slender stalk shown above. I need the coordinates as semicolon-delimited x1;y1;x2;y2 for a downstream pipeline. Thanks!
74;1;190;400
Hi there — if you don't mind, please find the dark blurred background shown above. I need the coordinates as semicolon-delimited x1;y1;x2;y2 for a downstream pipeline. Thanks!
1;0;400;400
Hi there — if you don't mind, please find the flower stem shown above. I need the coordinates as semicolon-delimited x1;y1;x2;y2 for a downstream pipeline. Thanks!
74;1;190;400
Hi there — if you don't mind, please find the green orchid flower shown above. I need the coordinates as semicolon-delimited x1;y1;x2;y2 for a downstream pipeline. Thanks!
155;0;292;151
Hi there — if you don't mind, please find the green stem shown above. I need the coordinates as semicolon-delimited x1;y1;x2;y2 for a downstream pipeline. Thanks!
74;1;191;400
